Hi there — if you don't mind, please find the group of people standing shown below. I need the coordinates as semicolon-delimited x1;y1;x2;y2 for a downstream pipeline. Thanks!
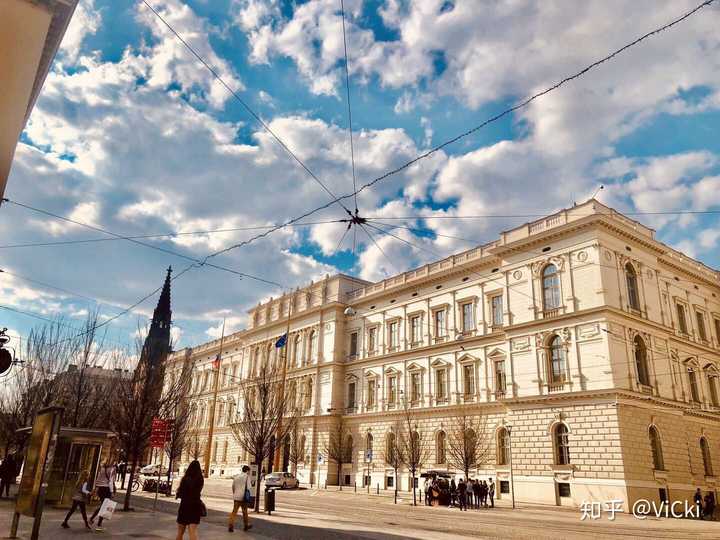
424;476;495;510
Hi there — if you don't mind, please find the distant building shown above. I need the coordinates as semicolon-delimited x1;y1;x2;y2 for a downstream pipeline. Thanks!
167;200;720;510
0;0;78;196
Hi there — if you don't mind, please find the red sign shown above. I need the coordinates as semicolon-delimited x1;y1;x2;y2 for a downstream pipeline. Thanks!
212;354;221;370
150;418;171;448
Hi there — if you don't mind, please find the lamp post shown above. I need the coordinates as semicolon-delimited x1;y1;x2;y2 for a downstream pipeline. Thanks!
507;425;516;509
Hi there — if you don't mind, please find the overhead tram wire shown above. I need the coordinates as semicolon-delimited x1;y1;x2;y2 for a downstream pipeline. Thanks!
0;218;348;250
139;0;353;217
357;222;400;276
3;198;286;289
174;0;717;264
337;0;718;205
340;0;359;216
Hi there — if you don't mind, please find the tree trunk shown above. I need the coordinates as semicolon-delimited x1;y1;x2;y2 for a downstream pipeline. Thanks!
123;455;139;511
412;471;416;506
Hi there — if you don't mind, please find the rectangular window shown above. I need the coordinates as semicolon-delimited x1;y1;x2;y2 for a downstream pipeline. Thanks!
709;375;719;407
349;332;358;357
715;318;720;345
500;481;510;494
386;476;394;488
435;369;447;401
368;327;377;354
696;311;708;341
689;368;700;402
463;364;474;396
495;360;506;397
411;372;421;402
344;474;351;486
676;303;688;334
367;379;376;408
388;376;397;405
434;309;446;338
557;483;571;498
348;382;356;410
388;321;399;349
491;295;503;327
410;315;421;344
462;302;474;333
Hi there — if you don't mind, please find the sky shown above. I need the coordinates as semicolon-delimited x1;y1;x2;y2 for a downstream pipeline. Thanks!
1;0;719;351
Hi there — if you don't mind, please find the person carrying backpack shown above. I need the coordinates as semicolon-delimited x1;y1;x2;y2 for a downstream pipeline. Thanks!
228;465;252;532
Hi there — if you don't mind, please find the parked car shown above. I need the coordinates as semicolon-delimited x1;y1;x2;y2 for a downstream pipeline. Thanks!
264;472;299;489
140;464;168;476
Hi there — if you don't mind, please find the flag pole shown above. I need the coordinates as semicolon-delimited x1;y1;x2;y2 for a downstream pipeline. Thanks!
204;318;225;478
273;294;293;472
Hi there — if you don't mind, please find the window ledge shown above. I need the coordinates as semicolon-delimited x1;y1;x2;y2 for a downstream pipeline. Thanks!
638;383;654;394
653;469;668;481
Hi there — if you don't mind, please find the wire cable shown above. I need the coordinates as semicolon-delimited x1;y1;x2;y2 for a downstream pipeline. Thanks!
358;222;399;276
3;198;285;288
312;0;719;212
0;218;347;250
339;0;359;214
139;0;352;217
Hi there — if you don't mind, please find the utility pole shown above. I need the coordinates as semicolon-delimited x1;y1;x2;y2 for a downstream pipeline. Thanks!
204;319;225;478
273;295;293;472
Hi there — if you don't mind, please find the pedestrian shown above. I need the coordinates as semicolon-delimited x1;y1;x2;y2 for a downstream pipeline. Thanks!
465;478;474;509
61;471;92;530
90;460;116;531
488;478;495;508
479;480;487;508
449;478;457;508
457;479;467;511
424;478;431;505
118;461;127;490
228;465;252;532
704;492;715;520
694;488;704;519
473;480;481;509
0;454;17;498
176;460;205;540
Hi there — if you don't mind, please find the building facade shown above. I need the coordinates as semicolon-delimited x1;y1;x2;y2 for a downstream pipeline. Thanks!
168;200;720;510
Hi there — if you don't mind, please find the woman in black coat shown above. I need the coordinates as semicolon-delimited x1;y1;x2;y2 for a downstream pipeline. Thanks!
176;460;204;540
0;454;18;498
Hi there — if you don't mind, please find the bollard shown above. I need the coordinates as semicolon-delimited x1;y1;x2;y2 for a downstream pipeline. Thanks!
367;483;370;494
376;484;379;495
354;481;357;493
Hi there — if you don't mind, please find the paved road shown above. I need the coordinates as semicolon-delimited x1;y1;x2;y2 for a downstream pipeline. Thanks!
126;478;720;540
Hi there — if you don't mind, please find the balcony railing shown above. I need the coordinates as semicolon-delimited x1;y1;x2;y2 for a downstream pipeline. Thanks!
543;308;561;319
548;381;565;392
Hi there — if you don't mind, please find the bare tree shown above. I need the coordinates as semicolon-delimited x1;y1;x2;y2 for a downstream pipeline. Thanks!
324;417;353;489
398;399;431;506
287;425;304;475
229;362;299;512
114;330;182;511
188;431;204;460
159;349;195;494
381;419;405;504
446;412;492;481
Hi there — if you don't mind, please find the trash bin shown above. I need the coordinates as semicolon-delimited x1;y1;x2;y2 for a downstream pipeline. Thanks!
264;487;276;515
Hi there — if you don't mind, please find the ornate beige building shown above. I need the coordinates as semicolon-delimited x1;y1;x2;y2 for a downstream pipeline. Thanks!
167;200;720;510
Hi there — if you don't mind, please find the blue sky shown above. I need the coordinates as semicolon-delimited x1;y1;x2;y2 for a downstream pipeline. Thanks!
1;0;719;350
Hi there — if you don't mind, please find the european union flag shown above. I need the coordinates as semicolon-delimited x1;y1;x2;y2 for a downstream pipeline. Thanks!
275;333;287;348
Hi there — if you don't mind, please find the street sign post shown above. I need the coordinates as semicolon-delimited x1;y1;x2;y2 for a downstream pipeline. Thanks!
150;418;172;511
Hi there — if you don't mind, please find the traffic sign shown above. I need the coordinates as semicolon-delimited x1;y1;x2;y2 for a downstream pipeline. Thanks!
150;418;171;448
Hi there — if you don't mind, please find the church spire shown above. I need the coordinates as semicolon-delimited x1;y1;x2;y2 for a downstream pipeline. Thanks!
142;266;172;369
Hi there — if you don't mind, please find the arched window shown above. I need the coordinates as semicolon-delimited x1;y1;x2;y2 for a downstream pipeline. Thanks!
366;433;374;461
548;335;566;385
217;402;225;426
227;399;235;425
288;380;297;410
649;426;664;470
253;348;261;377
309;330;318;362
553;423;570;465
542;264;561;311
223;440;229;463
707;368;720;407
385;432;396;463
634;335;651;386
701;437;714;476
299;434;307;463
304;378;313;410
436;431;446;464
497;427;510;466
266;343;273;369
626;263;640;311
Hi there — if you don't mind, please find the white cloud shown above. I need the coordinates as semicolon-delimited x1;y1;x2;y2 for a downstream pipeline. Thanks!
59;0;102;63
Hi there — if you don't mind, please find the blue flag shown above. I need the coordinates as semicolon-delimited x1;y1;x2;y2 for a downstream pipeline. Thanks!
275;333;287;348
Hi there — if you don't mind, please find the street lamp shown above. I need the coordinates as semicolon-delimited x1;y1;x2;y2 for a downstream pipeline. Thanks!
343;306;357;317
507;425;516;509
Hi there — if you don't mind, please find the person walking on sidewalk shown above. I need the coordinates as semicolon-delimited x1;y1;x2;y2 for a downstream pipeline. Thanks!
228;465;252;532
61;471;91;530
90;460;116;531
488;478;495;508
457;479;467;511
0;454;17;498
176;460;205;540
